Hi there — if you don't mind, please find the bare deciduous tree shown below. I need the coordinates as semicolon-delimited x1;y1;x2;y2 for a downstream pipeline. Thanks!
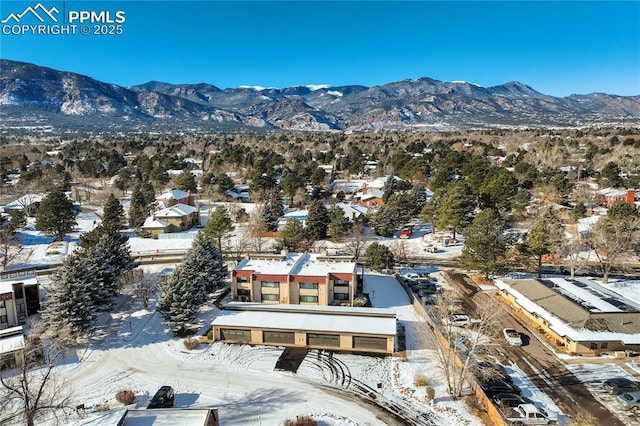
343;222;368;260
0;322;75;426
587;213;640;284
120;269;159;310
247;212;270;253
427;289;501;399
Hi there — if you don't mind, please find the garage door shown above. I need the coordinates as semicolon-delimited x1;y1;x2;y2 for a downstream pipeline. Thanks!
353;336;387;351
263;331;295;345
307;333;340;348
220;329;251;342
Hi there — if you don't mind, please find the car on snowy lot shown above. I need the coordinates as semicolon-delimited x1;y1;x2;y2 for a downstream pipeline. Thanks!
603;377;640;394
503;328;523;346
481;380;521;398
616;390;640;411
443;313;471;327
148;385;175;409
503;403;556;425
492;392;531;408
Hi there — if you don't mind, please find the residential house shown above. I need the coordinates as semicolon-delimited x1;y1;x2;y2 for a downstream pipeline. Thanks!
226;185;250;202
0;270;41;330
156;189;196;208
495;277;640;355
142;203;200;238
2;194;45;216
232;252;360;306
357;188;385;207
597;188;637;208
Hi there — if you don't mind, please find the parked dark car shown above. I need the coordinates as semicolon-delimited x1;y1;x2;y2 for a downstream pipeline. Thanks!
148;385;175;409
603;378;640;395
481;380;521;397
492;392;529;407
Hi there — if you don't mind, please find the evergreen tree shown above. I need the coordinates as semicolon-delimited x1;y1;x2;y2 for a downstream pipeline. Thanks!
129;185;149;228
306;200;330;240
157;266;201;330
79;227;134;306
460;209;509;279
364;243;395;272
327;206;350;241
176;170;198;193
371;206;398;237
260;190;284;231
183;231;226;295
102;193;125;230
35;190;76;241
411;183;428;215
204;206;234;254
277;218;306;251
42;254;96;336
437;181;475;240
525;207;564;277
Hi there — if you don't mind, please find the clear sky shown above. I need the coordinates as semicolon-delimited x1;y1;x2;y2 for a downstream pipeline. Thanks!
1;1;639;96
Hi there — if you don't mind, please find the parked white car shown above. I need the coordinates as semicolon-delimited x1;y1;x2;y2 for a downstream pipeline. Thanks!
444;313;471;327
503;328;523;346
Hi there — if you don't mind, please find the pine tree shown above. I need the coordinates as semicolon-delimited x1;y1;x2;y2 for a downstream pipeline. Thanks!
277;218;306;251
35;190;77;241
102;193;125;230
371;206;398;237
183;231;225;295
364;243;395;272
260;190;284;231
42;254;96;336
204;206;234;254
306;200;330;240
176;170;198;193
157;266;202;330
128;185;148;228
437;181;475;240
526;207;564;277
460;209;508;279
327;206;350;241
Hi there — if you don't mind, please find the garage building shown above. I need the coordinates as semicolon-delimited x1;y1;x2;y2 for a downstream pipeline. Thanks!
212;302;396;355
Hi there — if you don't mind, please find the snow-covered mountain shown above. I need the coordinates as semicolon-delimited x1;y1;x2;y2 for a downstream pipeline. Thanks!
2;59;639;132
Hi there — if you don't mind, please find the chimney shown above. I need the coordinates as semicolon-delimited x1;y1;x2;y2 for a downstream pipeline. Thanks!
626;189;635;204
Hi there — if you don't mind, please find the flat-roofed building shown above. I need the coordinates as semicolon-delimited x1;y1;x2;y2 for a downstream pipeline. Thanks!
212;302;396;354
232;252;360;306
495;277;640;355
0;326;25;369
0;270;41;330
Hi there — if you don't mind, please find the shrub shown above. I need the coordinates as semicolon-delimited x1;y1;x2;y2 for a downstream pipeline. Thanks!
183;337;199;350
115;389;136;405
413;374;429;387
97;403;110;412
352;295;368;307
426;386;435;401
283;416;317;426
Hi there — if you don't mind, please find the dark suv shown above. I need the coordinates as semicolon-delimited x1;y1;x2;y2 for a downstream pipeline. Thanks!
147;385;175;409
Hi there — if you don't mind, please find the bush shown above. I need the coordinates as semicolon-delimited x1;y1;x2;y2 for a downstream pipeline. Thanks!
352;295;368;307
115;389;136;405
426;386;435;401
283;416;317;426
413;374;429;387
183;337;199;350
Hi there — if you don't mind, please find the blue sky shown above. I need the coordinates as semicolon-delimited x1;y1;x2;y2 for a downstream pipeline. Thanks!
1;1;639;96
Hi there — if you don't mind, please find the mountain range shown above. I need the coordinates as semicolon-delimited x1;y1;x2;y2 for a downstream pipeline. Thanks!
1;59;639;132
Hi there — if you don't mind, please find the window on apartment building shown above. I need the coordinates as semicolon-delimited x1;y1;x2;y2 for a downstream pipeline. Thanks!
261;294;279;302
299;283;318;290
334;280;349;286
333;293;349;301
0;315;7;324
0;300;4;309
237;289;250;297
236;276;249;284
17;304;25;314
261;281;280;288
300;296;318;303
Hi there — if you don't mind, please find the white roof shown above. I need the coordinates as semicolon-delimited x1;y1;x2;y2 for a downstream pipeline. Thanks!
2;193;45;210
123;409;214;426
156;189;189;201
142;217;170;229
153;203;197;218
235;252;355;276
214;304;396;336
0;275;38;294
0;327;24;355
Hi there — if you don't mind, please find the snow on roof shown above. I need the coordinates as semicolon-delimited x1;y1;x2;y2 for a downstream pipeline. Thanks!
2;193;45;210
546;277;622;313
214;303;396;336
156;189;189;201
153;203;197;218
284;209;308;219
122;408;216;426
335;203;368;217
359;189;384;201
235;252;355;277
496;278;640;344
142;217;170;229
0;274;38;294
0;327;24;355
